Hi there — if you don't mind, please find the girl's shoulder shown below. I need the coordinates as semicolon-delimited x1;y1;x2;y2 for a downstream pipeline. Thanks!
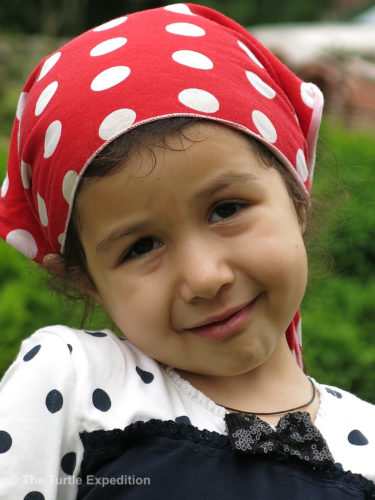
2;323;155;382
1;324;165;412
1;324;220;430
316;378;375;437
0;325;175;499
316;379;375;422
314;379;375;482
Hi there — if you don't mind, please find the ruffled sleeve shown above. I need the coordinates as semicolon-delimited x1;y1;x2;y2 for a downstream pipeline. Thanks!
0;326;83;500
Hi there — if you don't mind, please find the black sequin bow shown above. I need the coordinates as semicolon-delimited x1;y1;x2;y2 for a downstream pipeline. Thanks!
225;411;334;467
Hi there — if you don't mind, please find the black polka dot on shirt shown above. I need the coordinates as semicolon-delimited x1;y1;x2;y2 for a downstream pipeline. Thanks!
61;452;77;475
348;429;369;446
92;388;111;411
23;345;41;362
325;388;343;399
46;389;63;413
84;330;107;337
23;492;45;500
136;366;154;384
175;416;191;425
0;430;12;453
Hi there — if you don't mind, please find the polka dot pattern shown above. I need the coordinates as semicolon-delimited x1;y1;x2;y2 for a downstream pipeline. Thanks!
16;92;28;120
296;149;308;183
178;88;219;113
91;66;131;91
98;108;136;141
2;4;321;269
90;37;127;57
37;193;48;227
1;174;9;198
172;50;213;69
92;388;111;411
35;81;58;116
93;16;128;32
84;330;107;337
166;22;205;37
23;492;45;500
58;233;65;246
326;388;343;399
62;170;79;205
44;120;62;158
136;366;155;384
61;452;77;474
164;4;194;15
175;415;191;425
0;430;12;453
23;344;41;361
38;52;61;81
348;430;369;446
21;161;32;189
252;110;277;143
301;82;316;109
246;71;275;99
45;389;63;413
5;229;38;259
237;40;264;68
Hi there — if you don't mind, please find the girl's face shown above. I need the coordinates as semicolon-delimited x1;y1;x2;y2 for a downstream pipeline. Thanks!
77;123;307;376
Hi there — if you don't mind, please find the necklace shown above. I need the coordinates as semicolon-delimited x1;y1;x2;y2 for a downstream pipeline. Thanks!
219;377;316;416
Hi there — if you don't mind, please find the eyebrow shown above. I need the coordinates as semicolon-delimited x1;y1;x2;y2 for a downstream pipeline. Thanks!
95;171;258;255
192;171;259;202
95;221;150;255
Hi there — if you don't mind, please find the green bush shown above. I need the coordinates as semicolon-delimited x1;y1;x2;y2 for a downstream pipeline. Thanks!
302;120;375;403
1;118;375;404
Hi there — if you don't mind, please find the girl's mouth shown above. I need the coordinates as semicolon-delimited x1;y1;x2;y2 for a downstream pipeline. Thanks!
186;300;256;340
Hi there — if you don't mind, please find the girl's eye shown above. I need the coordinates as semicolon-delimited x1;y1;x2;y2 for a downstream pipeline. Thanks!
122;237;161;262
209;201;246;223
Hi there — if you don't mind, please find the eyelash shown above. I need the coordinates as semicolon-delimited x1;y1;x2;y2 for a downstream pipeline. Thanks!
120;200;248;263
121;237;162;262
209;200;248;223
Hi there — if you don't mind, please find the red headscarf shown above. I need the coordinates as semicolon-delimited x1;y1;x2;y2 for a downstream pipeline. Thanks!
0;3;323;367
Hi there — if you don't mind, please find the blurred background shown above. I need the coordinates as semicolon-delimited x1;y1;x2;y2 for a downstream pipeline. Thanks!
0;0;375;402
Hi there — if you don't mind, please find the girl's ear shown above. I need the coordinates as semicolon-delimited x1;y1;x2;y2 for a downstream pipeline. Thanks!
42;253;101;302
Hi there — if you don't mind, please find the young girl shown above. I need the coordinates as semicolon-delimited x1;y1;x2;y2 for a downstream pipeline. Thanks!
0;3;374;499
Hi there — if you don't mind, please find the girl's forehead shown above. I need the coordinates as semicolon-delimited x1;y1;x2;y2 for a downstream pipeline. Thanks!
0;3;323;264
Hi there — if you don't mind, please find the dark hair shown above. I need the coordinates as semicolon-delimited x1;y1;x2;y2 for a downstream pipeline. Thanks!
48;117;310;303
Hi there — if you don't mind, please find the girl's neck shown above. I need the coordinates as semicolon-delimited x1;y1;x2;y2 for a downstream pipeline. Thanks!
177;337;319;426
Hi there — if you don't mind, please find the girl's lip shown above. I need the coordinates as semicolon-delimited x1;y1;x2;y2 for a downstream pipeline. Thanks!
186;300;256;340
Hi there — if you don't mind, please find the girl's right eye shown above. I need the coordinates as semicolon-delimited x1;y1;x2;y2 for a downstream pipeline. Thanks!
121;237;162;262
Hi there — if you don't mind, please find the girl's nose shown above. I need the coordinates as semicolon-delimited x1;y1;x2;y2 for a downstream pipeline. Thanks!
177;240;235;302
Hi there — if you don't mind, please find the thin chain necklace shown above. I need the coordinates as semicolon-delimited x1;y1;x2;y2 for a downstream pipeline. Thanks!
219;377;316;416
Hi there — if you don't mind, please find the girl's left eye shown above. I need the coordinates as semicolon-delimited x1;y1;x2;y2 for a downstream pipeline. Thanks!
209;201;247;223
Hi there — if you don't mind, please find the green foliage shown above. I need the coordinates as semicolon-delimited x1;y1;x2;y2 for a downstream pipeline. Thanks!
0;222;110;373
319;127;375;282
302;120;375;403
0;0;336;37
0;34;63;137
